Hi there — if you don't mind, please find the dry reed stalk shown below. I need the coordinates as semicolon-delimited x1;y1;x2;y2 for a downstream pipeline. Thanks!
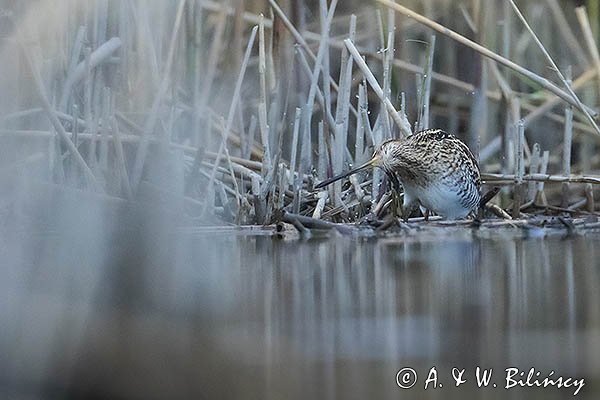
219;135;243;209
131;0;187;192
484;173;600;185
349;174;366;204
131;3;157;94
276;163;287;210
375;9;385;50
268;0;359;119
319;0;333;126
0;108;45;123
198;10;227;110
535;151;550;205
527;143;541;200
58;37;122;112
258;15;272;171
359;81;374;146
512;121;525;218
297;106;312;207
110;116;133;200
562;80;574;208
574;6;600;174
71;104;80;149
312;191;328;219
344;39;411;136
317;121;326;180
83;47;97;173
200;159;262;186
507;0;600;135
289;107;301;187
585;183;595;212
295;48;338;129
375;0;599;119
522;68;597;129
203;110;265;158
19;34;101;192
304;30;599;139
380;10;395;139
546;0;590;68
204;26;258;211
332;12;354;205
354;83;367;165
417;34;435;131
575;6;600;88
299;0;338;208
243;115;258;160
304;31;502;99
99;88;110;172
59;25;86;112
189;2;204;149
199;0;273;27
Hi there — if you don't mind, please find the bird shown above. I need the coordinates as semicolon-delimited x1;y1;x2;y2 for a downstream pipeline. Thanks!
314;128;481;220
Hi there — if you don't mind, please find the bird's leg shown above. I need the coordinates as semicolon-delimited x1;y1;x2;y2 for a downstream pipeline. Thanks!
423;209;430;221
385;172;403;219
401;192;418;222
401;201;419;222
392;194;403;219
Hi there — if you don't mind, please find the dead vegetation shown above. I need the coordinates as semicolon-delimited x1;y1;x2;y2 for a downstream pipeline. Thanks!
2;0;600;234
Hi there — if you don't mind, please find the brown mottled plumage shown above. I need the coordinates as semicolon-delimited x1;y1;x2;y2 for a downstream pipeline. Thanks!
315;128;481;219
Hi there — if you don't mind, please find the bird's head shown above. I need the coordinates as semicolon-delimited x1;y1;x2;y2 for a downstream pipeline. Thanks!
371;139;403;172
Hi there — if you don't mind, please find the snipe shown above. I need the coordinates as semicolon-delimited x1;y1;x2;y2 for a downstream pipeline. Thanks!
315;128;481;220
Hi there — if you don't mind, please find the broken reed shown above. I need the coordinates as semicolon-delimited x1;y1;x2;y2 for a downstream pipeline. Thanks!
1;0;600;226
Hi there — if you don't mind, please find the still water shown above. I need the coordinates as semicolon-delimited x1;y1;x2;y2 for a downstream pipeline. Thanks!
1;223;599;399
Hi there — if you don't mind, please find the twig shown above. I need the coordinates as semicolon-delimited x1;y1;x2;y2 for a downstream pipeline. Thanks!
280;211;354;233
312;191;329;219
480;187;501;208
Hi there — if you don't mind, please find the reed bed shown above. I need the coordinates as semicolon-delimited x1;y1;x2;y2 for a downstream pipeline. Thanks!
2;0;600;233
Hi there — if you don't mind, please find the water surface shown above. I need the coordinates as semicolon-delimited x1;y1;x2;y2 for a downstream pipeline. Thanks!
1;225;599;399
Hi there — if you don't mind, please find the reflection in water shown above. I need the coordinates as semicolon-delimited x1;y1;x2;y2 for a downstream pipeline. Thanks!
1;227;599;399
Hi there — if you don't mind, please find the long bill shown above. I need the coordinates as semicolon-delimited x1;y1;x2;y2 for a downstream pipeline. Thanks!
314;158;377;189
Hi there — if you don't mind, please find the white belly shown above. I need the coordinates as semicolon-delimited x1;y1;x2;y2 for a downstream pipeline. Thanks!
403;182;473;219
